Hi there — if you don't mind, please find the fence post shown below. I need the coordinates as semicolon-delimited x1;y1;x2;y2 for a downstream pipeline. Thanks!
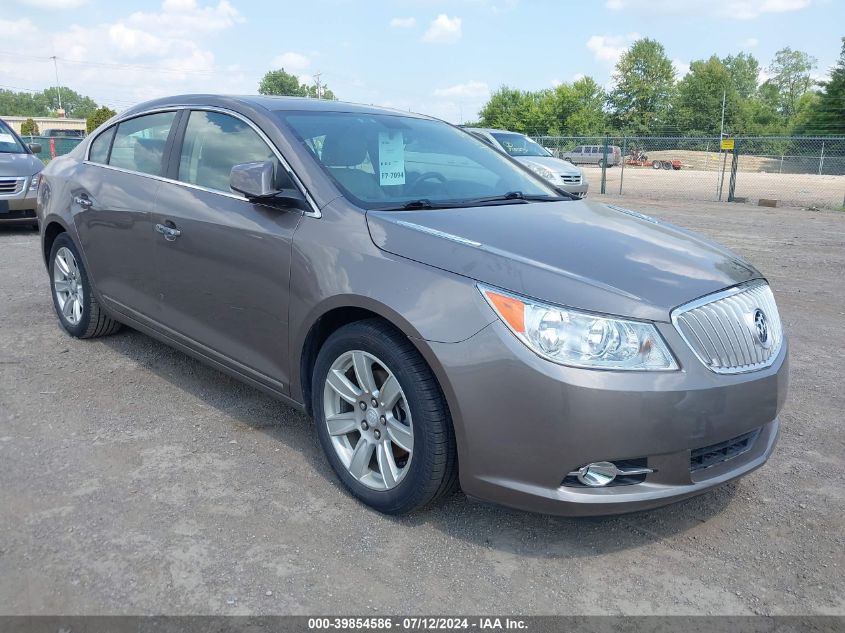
819;140;825;176
619;136;626;195
600;135;608;195
727;141;739;202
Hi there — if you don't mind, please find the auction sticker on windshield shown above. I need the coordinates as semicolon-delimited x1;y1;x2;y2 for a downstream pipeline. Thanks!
379;131;405;186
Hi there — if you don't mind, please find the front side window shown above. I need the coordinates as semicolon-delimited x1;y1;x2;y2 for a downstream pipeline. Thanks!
0;120;26;154
278;112;559;210
88;126;115;164
108;111;176;176
489;132;550;157
178;110;288;193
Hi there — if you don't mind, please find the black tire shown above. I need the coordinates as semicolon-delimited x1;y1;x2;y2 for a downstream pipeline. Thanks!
49;232;122;339
662;161;672;170
597;159;605;169
652;161;661;170
312;319;458;514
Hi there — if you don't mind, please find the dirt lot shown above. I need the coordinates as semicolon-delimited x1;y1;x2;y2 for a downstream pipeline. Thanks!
582;165;845;209
1;198;843;616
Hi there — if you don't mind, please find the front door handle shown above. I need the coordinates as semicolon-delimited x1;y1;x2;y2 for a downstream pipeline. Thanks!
154;223;181;241
73;195;93;208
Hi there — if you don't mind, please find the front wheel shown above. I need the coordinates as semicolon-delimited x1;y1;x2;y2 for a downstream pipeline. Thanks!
312;319;458;514
49;233;121;338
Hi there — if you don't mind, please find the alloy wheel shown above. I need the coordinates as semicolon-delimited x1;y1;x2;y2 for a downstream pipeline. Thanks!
322;350;414;490
53;247;84;326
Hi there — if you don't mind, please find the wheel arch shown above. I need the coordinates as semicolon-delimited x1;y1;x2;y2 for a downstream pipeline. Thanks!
41;217;72;269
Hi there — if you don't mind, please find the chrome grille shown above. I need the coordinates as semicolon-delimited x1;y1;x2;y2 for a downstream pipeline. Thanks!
0;177;25;195
672;280;783;374
560;175;582;185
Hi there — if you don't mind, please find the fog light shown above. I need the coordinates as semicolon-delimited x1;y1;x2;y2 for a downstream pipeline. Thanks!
577;461;618;487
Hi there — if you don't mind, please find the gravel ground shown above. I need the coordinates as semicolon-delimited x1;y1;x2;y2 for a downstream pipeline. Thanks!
1;198;843;616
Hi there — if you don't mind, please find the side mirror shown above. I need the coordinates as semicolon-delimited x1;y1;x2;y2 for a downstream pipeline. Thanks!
28;143;42;154
230;160;309;211
230;160;276;198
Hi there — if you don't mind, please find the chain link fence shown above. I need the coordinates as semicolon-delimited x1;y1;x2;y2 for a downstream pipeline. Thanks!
21;135;84;162
534;135;845;209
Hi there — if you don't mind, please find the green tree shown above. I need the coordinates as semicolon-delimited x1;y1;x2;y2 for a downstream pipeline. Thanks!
86;106;117;133
37;87;98;118
608;38;676;133
672;56;739;135
478;87;536;132
258;68;336;99
767;47;818;118
20;118;39;136
796;37;845;135
723;52;761;100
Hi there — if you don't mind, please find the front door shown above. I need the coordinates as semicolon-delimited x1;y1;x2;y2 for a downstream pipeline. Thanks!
151;109;303;392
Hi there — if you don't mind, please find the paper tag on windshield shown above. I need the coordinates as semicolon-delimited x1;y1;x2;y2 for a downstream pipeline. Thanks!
378;131;405;186
0;133;15;144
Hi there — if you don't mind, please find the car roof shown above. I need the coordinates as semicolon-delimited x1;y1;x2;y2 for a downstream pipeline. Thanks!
118;94;432;120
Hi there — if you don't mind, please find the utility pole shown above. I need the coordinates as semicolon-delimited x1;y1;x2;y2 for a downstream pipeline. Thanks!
50;55;63;116
313;72;323;99
719;90;726;145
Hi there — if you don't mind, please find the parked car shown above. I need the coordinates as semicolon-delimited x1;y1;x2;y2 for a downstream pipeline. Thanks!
0;117;43;227
37;95;788;516
41;128;85;138
466;127;588;198
561;144;622;167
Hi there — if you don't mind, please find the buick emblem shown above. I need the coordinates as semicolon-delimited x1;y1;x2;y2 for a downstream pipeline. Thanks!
752;308;771;348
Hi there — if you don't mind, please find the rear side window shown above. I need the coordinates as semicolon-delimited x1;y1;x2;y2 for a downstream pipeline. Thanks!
88;126;115;164
177;110;288;193
108;111;176;176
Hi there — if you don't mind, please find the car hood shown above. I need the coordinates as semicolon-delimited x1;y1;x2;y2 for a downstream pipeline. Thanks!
366;199;760;322
0;152;43;177
514;155;580;175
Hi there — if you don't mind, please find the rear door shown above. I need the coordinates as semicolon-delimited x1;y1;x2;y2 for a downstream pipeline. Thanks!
151;108;304;392
73;110;179;318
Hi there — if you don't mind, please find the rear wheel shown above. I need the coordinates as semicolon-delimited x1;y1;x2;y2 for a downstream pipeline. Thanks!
312;319;458;514
49;233;121;338
652;161;661;170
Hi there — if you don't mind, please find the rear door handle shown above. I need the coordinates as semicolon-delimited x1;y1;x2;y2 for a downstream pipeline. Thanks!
154;223;181;241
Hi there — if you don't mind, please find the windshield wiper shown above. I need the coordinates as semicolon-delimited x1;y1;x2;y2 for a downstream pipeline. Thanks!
459;191;568;206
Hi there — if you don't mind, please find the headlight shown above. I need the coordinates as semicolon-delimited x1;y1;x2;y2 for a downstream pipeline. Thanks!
524;162;556;181
29;173;40;193
480;285;678;371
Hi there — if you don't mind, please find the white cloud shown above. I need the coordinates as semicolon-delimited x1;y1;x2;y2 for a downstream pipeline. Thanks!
422;14;462;43
271;52;311;72
0;18;39;36
0;0;249;111
586;33;640;64
742;37;760;48
19;0;87;8
673;59;691;79
389;17;416;28
605;0;811;19
433;80;489;98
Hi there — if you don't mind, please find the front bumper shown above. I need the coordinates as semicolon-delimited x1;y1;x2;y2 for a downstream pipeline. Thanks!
557;180;588;198
0;178;38;224
429;319;788;516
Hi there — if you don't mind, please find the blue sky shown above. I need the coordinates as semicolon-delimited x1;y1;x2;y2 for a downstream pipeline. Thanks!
2;0;842;122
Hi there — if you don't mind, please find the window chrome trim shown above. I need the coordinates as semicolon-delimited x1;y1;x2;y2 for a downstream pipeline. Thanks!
84;104;321;217
670;279;783;375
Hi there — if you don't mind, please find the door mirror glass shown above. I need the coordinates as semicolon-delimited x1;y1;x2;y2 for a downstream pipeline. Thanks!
230;160;276;198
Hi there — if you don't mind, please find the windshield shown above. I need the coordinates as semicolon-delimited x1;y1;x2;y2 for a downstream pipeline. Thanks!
490;132;550;157
277;112;560;210
0;120;26;154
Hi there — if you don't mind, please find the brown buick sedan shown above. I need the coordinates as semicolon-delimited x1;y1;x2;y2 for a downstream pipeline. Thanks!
36;95;788;515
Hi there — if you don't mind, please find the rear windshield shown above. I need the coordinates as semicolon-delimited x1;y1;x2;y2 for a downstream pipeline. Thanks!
277;111;559;210
0;120;26;154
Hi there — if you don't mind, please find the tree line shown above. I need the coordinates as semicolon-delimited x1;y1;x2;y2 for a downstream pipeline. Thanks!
475;37;845;138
